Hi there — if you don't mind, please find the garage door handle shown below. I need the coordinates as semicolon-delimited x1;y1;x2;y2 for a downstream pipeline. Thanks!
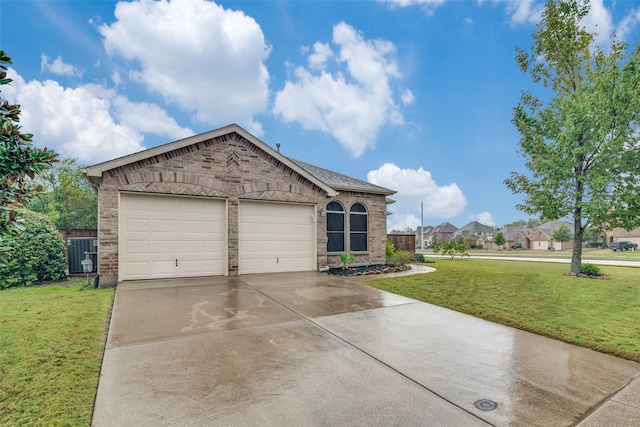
176;259;178;267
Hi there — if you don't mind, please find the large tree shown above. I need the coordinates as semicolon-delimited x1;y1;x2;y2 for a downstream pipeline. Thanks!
28;158;98;229
1;51;58;264
505;0;640;274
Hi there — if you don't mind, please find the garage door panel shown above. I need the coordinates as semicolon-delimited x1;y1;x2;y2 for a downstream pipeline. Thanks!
121;194;226;280
239;201;316;274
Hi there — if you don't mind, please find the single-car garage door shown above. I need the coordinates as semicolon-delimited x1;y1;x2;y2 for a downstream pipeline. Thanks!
120;193;226;280
238;201;316;274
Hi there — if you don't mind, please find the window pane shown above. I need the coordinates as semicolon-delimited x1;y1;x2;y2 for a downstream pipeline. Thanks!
350;214;367;232
327;202;344;212
328;232;345;252
350;203;366;213
327;212;344;231
350;233;367;252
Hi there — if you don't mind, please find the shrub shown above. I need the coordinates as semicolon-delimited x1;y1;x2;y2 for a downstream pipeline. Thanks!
580;264;602;277
410;252;425;262
0;211;66;288
386;240;395;262
340;252;354;269
390;250;412;266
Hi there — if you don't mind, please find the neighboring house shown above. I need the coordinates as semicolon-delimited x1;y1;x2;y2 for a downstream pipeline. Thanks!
497;226;533;250
529;220;574;251
83;124;395;287
428;222;459;243
419;225;434;247
452;221;497;247
607;226;640;246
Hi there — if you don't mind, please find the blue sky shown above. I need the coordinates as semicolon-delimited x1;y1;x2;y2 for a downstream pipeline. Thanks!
2;0;639;231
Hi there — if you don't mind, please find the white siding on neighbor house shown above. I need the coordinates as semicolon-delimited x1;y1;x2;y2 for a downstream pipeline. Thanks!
119;193;227;280
238;201;316;274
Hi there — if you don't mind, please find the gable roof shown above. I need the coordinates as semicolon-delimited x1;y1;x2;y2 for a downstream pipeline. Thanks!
453;221;496;236
84;124;393;198
498;226;528;240
537;220;573;235
432;222;458;233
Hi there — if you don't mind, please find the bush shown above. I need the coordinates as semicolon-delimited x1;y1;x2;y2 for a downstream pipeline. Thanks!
0;211;66;288
390;250;412;266
410;252;425;262
580;264;602;277
386;240;395;262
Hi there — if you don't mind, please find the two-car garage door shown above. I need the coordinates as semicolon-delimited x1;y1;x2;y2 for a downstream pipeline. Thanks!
119;194;316;280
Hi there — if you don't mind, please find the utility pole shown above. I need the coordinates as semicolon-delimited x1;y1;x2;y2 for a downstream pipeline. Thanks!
421;201;424;248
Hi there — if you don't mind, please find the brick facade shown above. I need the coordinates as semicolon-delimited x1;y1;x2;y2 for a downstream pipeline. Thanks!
88;127;391;287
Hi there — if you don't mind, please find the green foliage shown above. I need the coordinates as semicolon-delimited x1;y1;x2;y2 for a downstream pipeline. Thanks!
28;158;97;228
386;240;395;262
493;231;506;248
410;252;425;263
1;51;58;266
505;0;640;274
552;224;573;243
340;252;355;269
389;250;412;266
0;211;66;288
580;263;601;277
464;237;474;248
433;240;470;259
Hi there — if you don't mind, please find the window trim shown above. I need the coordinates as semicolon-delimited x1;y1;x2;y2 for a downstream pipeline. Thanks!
349;202;368;252
326;201;345;253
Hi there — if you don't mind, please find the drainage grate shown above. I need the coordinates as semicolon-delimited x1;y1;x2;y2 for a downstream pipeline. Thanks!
474;399;498;411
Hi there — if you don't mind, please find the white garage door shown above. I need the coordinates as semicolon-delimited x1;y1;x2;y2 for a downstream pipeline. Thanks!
532;240;547;250
120;193;226;280
239;201;316;274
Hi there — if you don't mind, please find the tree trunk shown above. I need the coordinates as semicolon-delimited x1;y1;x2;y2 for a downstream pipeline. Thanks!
571;220;583;274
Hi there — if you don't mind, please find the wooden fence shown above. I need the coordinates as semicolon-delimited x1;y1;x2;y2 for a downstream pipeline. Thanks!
387;234;416;252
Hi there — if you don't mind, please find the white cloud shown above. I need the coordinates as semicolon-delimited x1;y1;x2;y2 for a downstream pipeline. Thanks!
378;0;446;14
582;0;614;47
388;213;421;233
274;22;407;158
469;211;496;226
506;0;543;26
367;163;467;231
400;89;415;106
615;6;640;42
4;70;192;165
308;42;334;70
99;0;270;133
40;55;82;78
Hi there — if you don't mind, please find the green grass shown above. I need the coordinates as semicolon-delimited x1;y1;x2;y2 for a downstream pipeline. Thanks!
441;247;640;260
367;259;640;362
0;279;114;426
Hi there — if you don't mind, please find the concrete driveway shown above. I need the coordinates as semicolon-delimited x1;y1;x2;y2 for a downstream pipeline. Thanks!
93;271;640;426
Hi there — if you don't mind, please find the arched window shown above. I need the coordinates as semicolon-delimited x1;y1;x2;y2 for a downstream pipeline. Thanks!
350;203;368;252
326;201;344;253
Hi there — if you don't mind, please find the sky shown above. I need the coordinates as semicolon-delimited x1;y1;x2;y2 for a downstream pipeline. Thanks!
2;0;639;232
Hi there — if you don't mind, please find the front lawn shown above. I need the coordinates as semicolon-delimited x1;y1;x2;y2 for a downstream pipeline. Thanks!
367;259;640;362
0;280;114;426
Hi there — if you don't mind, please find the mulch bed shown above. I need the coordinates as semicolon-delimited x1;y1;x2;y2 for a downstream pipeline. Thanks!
326;264;411;277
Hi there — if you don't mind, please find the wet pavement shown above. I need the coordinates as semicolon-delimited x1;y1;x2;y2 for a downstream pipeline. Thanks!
93;271;640;426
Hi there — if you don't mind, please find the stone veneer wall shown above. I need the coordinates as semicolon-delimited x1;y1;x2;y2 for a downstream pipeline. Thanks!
95;132;388;287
